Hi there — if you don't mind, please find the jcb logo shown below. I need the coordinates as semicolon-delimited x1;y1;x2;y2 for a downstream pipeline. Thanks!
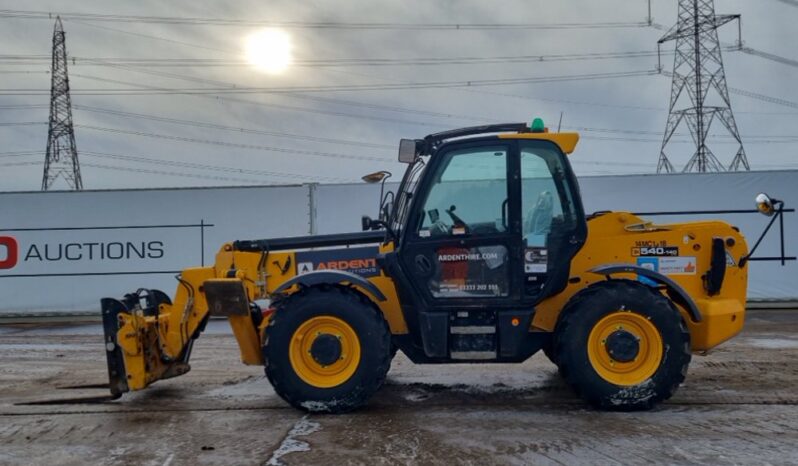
0;236;19;269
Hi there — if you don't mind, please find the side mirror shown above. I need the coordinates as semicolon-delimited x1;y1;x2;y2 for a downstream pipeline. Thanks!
755;193;778;217
398;139;418;163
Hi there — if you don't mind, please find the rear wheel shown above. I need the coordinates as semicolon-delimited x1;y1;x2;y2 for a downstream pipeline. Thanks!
555;280;691;411
263;286;391;413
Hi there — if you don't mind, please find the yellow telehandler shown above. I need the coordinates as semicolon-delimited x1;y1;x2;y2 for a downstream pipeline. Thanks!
95;120;780;411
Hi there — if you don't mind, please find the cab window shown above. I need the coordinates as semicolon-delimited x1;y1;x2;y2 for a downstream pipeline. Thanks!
520;142;578;247
417;145;508;237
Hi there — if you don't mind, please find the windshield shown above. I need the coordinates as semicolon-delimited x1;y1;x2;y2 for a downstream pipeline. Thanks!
390;156;428;236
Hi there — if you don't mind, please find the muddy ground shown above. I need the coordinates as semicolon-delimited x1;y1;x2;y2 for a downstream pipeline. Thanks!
1;310;797;465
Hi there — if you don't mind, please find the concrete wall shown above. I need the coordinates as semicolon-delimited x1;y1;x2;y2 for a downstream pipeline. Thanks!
0;170;795;313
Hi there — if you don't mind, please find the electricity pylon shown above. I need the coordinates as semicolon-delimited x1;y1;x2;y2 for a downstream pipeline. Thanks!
656;0;749;173
43;16;83;190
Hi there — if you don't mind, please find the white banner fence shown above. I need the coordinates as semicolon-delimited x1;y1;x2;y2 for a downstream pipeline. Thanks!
0;170;795;314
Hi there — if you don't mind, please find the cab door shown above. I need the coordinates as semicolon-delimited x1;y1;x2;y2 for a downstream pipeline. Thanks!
518;139;587;299
399;141;522;308
398;138;586;310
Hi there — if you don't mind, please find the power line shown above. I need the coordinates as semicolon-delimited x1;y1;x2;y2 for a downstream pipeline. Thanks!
0;104;49;109
660;70;798;110
0;149;358;182
739;47;798;70
65;57;797;125
15;44;790;72
24;18;798;119
74;124;393;162
62;72;455;129
0;70;49;74
65;88;795;147
573;126;798;142
0;161;40;167
0;50;670;67
729;88;798;110
80;151;353;182
70;19;232;54
69;69;477;121
75;100;797;149
773;0;798;7
0;10;650;30
0;69;659;95
80;162;268;185
71;104;395;149
0;151;41;157
62;70;795;148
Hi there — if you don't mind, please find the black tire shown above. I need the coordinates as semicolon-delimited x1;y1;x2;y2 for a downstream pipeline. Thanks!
263;285;392;413
554;279;691;411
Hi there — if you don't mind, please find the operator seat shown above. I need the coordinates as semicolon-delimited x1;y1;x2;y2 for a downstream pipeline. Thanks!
524;191;554;244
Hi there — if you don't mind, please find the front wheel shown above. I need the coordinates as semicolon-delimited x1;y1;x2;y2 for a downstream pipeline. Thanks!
263;286;392;413
555;280;691;411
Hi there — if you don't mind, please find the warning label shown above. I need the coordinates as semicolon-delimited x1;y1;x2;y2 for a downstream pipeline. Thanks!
636;256;697;277
524;248;548;274
659;257;697;275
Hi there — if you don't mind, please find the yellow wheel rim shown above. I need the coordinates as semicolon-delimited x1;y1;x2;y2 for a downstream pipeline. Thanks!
587;311;663;386
288;316;361;389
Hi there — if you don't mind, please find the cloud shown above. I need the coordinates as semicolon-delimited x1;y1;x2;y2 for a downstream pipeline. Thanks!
0;0;796;191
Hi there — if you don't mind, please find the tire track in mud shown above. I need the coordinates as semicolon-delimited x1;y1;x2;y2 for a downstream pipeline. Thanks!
6;398;798;419
2;313;798;465
4;383;798;418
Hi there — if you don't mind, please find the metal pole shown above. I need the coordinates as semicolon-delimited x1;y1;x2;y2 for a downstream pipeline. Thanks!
779;207;786;266
200;219;205;266
308;183;318;235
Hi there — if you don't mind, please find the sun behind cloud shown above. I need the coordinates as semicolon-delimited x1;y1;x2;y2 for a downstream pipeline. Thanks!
244;28;293;74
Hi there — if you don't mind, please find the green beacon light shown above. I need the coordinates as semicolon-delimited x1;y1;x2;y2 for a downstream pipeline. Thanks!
530;118;545;133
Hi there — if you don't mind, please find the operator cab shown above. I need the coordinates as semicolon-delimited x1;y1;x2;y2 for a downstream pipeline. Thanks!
377;120;588;362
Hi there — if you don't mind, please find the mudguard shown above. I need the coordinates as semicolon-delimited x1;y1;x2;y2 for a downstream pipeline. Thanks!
589;263;702;323
273;270;387;302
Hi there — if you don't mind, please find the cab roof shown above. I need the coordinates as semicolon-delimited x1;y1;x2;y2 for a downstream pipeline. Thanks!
421;123;580;155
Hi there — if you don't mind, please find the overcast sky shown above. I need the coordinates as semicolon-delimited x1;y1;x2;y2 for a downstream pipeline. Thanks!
0;0;796;191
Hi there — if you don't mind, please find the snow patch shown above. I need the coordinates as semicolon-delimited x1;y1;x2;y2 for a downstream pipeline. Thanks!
266;415;321;466
299;400;343;412
403;389;431;402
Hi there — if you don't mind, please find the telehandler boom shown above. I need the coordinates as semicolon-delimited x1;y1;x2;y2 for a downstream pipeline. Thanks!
100;121;770;412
